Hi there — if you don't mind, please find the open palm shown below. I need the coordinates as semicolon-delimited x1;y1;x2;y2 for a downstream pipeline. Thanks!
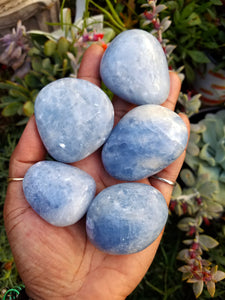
4;44;189;300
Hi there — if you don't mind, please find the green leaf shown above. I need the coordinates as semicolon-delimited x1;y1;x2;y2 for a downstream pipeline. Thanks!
23;101;34;117
24;73;41;89
44;40;57;57
211;0;223;5
2;102;22;117
57;37;70;57
199;234;219;251
187;141;200;156
199;144;216;166
184;62;196;83
0;81;29;95
180;2;195;19
186;12;201;26
31;56;42;72
103;27;116;43
187;50;210;63
172;182;182;199
180;169;196;187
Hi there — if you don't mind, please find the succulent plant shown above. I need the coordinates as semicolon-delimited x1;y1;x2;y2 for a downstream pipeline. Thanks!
0;20;30;78
171;110;225;298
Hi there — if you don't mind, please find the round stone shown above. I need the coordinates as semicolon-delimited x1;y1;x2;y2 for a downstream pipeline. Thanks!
102;104;188;181
86;183;168;254
100;29;170;105
23;161;96;227
35;78;114;163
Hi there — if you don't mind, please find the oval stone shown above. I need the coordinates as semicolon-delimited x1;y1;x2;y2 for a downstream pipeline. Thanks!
100;29;170;105
23;161;96;227
86;183;168;254
102;105;188;181
35;78;114;163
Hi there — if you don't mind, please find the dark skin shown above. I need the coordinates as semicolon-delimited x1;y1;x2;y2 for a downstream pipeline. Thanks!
4;44;190;300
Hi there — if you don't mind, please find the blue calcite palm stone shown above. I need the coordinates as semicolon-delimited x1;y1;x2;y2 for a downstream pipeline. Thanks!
100;29;170;105
35;78;114;163
102;105;188;181
86;183;168;254
23;161;96;227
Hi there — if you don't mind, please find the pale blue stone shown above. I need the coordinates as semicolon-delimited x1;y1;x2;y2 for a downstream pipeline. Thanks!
86;183;168;254
23;161;96;227
35;78;114;163
102;105;188;181
100;29;170;105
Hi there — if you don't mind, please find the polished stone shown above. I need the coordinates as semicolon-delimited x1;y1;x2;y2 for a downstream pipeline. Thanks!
86;183;168;254
23;161;96;227
102;105;188;181
35;78;114;163
100;29;170;105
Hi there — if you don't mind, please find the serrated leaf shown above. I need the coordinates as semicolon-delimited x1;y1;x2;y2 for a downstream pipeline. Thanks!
199;235;219;251
2;102;22;117
193;281;203;298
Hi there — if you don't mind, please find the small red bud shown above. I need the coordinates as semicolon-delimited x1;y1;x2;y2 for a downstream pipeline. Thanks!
203;217;210;226
188;226;196;236
169;200;177;211
189;250;196;259
196;197;202;205
191;242;199;250
182;202;188;214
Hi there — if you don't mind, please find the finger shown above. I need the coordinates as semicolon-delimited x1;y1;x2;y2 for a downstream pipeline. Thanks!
77;44;105;87
162;71;182;111
150;113;190;205
8;116;46;178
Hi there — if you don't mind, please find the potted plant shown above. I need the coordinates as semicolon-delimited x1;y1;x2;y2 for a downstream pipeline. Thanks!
159;0;225;105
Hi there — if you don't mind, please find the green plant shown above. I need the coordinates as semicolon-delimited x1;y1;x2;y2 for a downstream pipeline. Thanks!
160;0;225;83
171;110;225;298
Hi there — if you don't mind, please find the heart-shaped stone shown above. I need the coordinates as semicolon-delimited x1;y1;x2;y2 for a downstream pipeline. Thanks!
102;105;188;181
23;161;96;226
86;183;168;254
35;78;114;163
100;29;170;105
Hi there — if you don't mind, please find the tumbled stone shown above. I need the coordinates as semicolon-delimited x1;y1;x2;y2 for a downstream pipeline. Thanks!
86;183;168;254
102;105;188;181
23;161;96;227
100;29;170;105
35;78;114;163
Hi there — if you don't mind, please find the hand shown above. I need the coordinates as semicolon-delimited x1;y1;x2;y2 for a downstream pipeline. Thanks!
4;44;190;300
